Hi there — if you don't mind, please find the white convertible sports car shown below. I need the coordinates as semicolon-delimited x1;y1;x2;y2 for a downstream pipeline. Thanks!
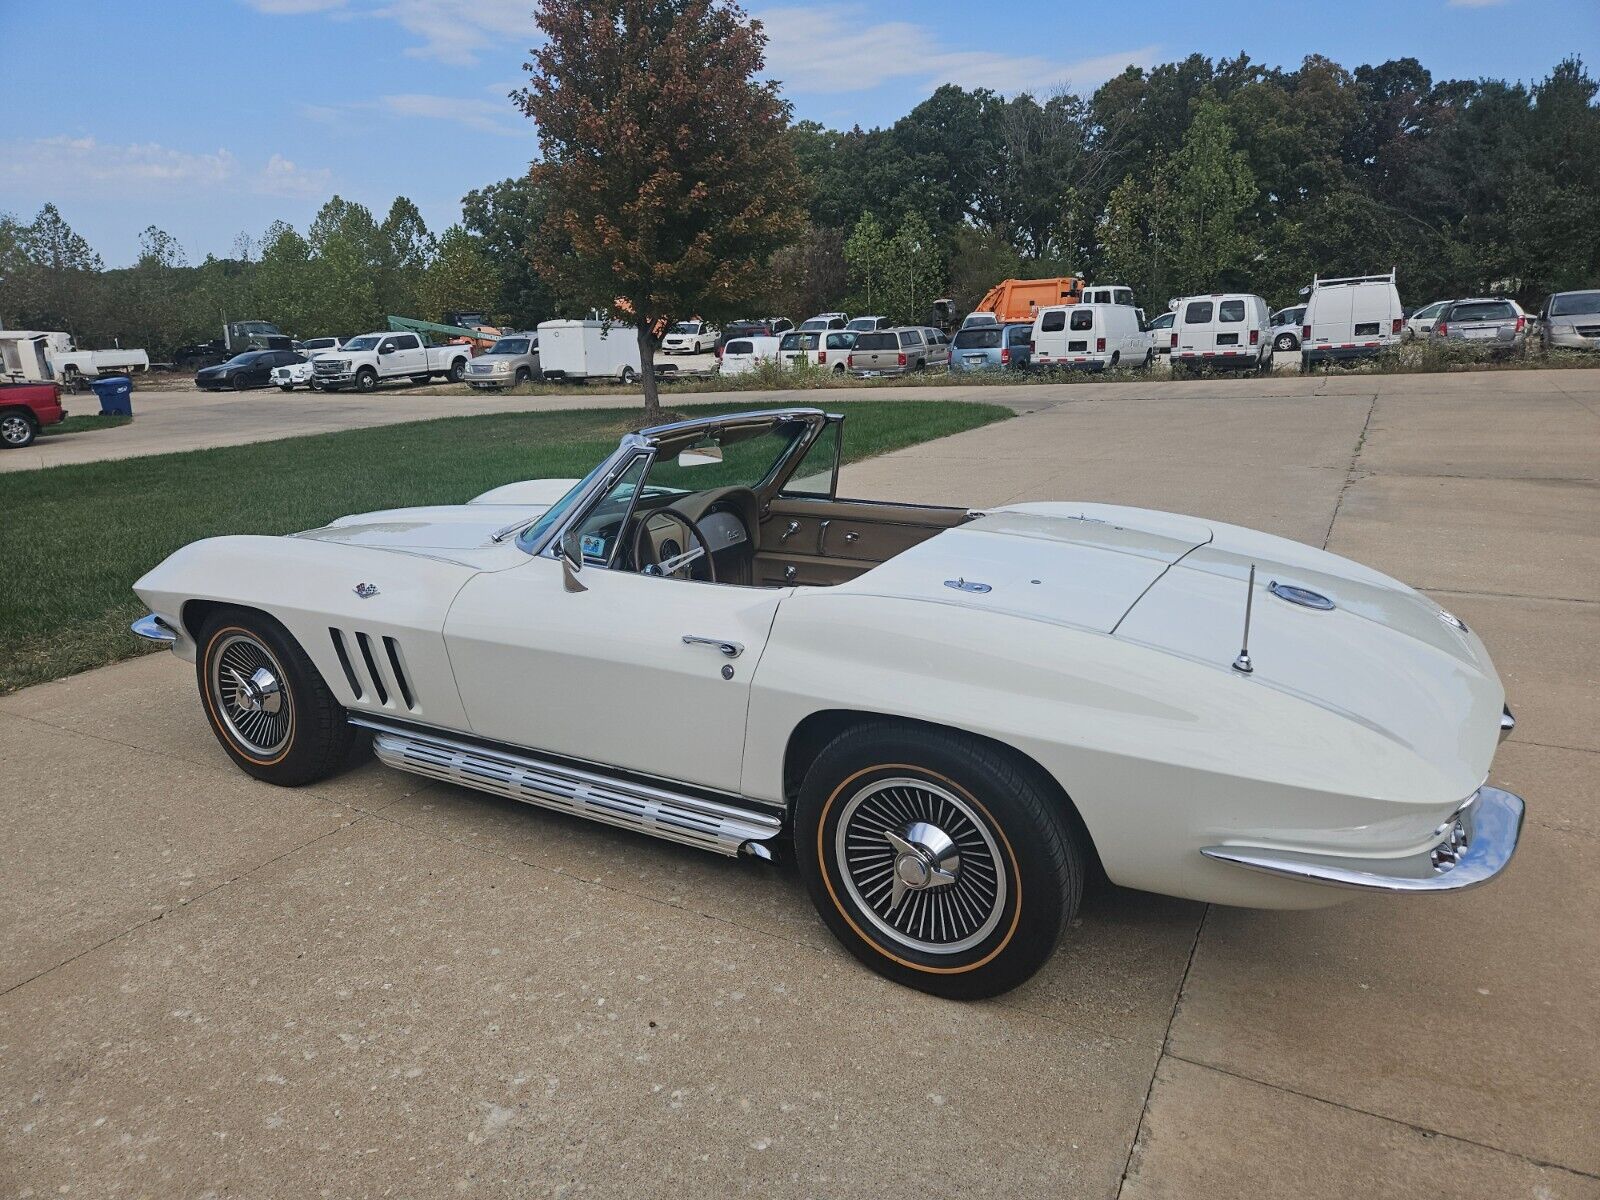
131;408;1524;998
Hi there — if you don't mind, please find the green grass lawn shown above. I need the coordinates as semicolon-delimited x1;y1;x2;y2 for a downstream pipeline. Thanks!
0;399;1008;693
46;414;134;437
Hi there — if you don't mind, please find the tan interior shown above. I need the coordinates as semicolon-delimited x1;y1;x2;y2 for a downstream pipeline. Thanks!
753;496;970;586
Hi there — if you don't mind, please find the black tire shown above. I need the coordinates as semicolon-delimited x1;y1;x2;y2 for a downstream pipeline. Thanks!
322;384;341;393
620;366;637;384
232;374;247;391
1274;333;1297;352
514;367;532;385
0;409;39;449
447;358;467;383
833;363;846;375
355;367;377;393
195;607;352;786
278;384;294;393
794;721;1084;1000
1143;349;1155;369
1110;351;1121;368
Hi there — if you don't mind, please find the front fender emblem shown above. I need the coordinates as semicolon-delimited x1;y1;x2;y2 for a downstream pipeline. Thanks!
354;582;379;598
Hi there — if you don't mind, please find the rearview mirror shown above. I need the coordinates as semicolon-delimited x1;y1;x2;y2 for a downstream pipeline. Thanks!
559;529;587;593
678;444;723;468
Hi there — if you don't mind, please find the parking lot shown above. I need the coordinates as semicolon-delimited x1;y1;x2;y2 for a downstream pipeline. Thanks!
2;368;1597;1197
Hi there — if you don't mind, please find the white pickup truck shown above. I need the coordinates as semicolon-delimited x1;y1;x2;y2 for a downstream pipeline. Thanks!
312;331;472;392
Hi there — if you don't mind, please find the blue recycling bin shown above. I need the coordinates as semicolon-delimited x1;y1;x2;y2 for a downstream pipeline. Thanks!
90;375;133;416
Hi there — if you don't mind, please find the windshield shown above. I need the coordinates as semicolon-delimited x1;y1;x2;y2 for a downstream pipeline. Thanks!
343;335;380;351
846;318;879;331
1551;292;1600;317
486;338;530;355
225;352;262;365
670;323;699;334
646;417;813;495
517;459;613;551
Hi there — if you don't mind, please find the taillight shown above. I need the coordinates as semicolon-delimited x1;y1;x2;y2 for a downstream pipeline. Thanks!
817;350;826;363
1170;333;1177;347
715;345;723;358
1391;318;1403;335
1301;325;1311;341
1514;316;1525;333
1029;340;1036;352
1436;322;1448;337
1096;337;1106;352
897;352;906;367
1249;329;1259;345
1000;347;1010;364
847;353;854;368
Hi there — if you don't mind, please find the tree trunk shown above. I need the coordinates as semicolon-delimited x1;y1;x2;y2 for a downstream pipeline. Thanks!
636;322;661;420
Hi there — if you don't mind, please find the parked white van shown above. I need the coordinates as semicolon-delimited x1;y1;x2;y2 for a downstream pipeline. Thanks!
1300;271;1404;368
1170;294;1274;374
1082;284;1136;307
717;335;782;376
1030;302;1150;372
536;319;642;383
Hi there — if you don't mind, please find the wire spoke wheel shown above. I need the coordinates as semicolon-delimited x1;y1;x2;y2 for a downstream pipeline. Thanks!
835;776;1006;955
207;632;293;757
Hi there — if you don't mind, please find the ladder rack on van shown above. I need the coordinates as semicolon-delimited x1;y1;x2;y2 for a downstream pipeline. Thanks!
1311;270;1397;288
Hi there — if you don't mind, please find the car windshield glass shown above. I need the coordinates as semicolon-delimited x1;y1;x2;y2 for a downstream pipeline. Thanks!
226;353;261;365
1449;302;1514;322
670;323;698;334
1550;292;1600;317
645;417;813;495
953;329;1002;349
517;459;613;551
846;319;879;331
343;335;380;351
486;338;529;354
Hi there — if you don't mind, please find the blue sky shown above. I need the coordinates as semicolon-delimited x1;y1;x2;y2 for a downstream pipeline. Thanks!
1;0;1593;265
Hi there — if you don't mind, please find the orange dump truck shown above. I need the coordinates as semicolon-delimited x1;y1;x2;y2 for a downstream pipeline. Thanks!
971;277;1087;323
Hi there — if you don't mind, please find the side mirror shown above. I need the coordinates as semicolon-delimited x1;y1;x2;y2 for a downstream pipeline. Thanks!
559;529;587;592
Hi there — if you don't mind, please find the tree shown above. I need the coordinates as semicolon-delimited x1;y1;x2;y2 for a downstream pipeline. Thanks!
379;197;435;318
517;0;806;417
843;212;891;315
420;226;501;322
461;176;561;327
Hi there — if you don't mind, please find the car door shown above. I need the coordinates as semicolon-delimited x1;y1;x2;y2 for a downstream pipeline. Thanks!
445;553;786;796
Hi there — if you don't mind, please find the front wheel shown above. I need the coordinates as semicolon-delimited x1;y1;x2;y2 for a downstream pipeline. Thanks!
355;368;377;393
196;608;352;786
795;722;1084;1000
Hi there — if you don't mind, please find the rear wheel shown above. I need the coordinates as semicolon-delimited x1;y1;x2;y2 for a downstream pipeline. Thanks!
795;722;1084;1000
195;608;351;786
619;366;637;384
0;410;39;448
1274;333;1297;352
447;358;467;383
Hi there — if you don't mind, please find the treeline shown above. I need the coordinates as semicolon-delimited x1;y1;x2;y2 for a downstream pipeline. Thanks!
1;52;1596;355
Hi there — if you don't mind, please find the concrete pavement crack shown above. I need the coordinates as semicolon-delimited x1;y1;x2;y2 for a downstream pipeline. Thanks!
1115;905;1209;1196
0;814;369;1001
1321;393;1378;550
1160;1052;1600;1182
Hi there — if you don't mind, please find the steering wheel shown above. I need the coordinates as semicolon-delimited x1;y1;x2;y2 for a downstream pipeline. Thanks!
629;505;718;583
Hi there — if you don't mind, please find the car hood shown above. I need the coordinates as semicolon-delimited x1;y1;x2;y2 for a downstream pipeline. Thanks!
292;504;543;569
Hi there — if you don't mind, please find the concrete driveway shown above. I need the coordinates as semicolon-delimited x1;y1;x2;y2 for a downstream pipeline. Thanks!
2;369;1597;1197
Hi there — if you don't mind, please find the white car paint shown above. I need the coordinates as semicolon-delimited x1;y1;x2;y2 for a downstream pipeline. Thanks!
1171;294;1273;372
536;319;642;382
133;411;1516;919
1405;300;1450;341
717;336;781;375
661;321;715;354
1302;272;1405;366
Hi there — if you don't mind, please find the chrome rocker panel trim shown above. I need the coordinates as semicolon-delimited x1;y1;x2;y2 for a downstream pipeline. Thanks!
1201;786;1525;894
1500;704;1516;743
131;613;178;643
350;716;783;858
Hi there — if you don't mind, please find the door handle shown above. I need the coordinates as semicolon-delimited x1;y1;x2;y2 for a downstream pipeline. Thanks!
682;635;743;659
780;520;802;541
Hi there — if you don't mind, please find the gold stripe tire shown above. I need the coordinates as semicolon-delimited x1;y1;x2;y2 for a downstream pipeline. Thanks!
196;607;353;787
794;720;1084;1000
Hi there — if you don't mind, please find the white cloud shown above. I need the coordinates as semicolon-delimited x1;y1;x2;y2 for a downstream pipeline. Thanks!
374;0;531;65
0;136;333;200
260;153;333;196
378;92;524;134
756;5;1155;97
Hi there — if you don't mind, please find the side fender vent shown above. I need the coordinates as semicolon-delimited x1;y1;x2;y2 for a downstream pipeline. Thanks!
330;627;421;714
330;628;363;700
354;632;389;706
383;636;417;711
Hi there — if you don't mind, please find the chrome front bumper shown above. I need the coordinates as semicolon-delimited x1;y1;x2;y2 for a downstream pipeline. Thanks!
130;613;178;643
1202;786;1525;894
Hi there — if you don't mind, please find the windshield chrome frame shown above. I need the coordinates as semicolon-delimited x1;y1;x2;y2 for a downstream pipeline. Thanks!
521;408;831;561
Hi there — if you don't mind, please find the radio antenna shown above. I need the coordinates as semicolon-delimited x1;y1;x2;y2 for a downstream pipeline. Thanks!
1232;565;1257;675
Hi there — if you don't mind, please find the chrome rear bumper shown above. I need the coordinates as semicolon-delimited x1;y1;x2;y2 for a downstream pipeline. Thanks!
1201;786;1525;894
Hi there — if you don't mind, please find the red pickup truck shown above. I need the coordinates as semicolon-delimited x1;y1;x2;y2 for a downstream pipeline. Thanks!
0;382;66;449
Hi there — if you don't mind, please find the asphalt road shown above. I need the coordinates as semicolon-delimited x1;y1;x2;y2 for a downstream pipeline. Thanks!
2;367;1598;1197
